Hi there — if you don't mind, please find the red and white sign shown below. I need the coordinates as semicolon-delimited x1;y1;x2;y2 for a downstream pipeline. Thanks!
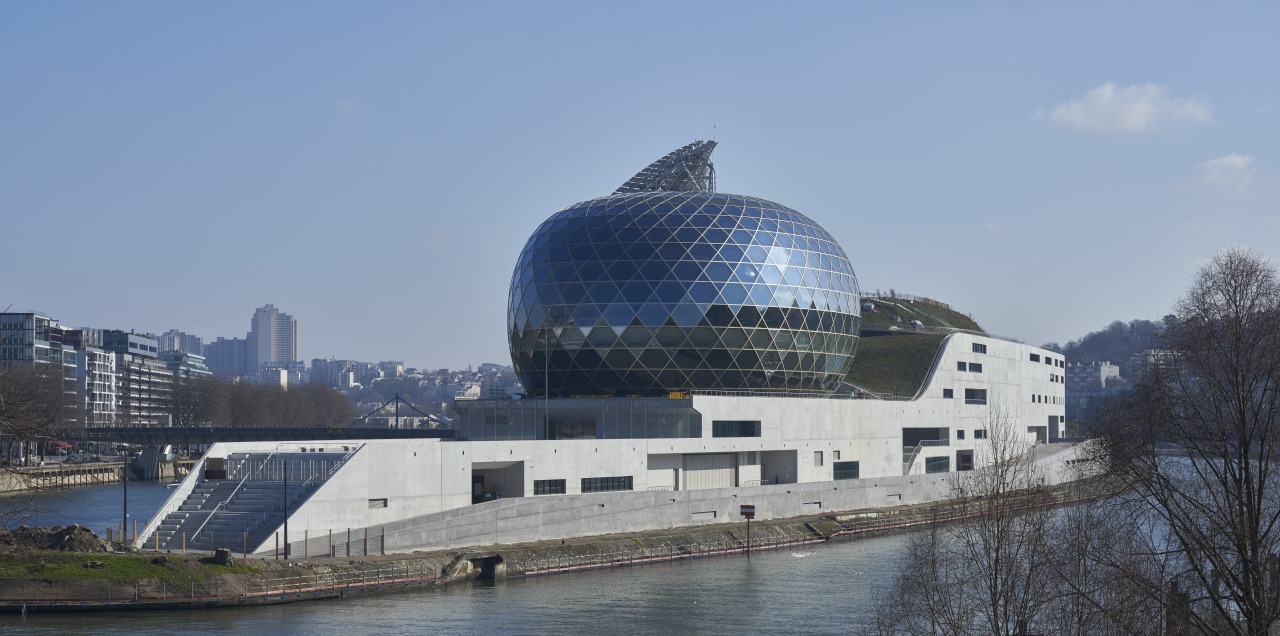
740;504;756;519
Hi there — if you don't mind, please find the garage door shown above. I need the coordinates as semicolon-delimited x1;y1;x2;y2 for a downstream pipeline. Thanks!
683;454;737;490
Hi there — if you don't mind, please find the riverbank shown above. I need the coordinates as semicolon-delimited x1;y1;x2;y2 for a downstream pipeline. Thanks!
0;461;196;494
0;477;1112;613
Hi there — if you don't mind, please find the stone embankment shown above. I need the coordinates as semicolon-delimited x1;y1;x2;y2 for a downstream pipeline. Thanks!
0;461;196;493
0;479;1110;613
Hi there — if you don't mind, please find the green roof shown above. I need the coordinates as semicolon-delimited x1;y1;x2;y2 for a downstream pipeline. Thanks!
859;297;983;333
844;333;947;399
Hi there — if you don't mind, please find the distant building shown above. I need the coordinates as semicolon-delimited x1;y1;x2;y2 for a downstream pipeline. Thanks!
102;331;171;426
310;358;378;388
245;367;289;388
203;337;248;379
160;351;212;382
1066;360;1121;391
0;311;79;408
69;329;118;427
157;329;203;356
1129;349;1179;380
248;304;298;372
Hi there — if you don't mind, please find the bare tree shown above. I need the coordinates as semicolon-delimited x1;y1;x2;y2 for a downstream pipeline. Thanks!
169;375;216;427
1096;246;1280;634
871;405;1059;635
0;363;74;525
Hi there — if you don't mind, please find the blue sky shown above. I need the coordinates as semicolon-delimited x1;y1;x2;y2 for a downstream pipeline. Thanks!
4;2;1278;369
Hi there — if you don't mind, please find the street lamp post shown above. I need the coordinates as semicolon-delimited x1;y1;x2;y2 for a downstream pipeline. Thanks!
122;453;128;545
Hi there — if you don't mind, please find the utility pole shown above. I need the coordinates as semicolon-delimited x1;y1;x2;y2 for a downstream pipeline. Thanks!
283;456;289;560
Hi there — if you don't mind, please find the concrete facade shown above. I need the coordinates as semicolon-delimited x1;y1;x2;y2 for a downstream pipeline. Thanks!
140;334;1072;554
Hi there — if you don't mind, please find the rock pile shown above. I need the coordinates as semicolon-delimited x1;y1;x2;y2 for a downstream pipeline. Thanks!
0;525;108;553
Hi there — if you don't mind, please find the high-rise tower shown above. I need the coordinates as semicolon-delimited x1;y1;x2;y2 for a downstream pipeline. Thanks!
247;304;298;371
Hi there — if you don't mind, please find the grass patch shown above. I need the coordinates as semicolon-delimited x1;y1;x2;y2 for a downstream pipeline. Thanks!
845;333;947;398
861;298;983;333
0;553;257;584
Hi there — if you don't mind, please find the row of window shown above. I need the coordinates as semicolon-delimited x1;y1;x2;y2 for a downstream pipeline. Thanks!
534;479;566;495
1049;374;1061;383
1033;394;1060;405
955;429;989;440
712;420;761;437
535;476;636;495
1030;352;1065;367
956;361;983;373
972;343;987;354
581;476;634;493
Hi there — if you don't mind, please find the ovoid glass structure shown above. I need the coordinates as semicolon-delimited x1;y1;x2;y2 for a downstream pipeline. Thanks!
508;144;860;397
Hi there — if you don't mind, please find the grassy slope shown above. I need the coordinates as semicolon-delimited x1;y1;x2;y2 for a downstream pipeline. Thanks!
0;553;256;583
844;333;947;398
860;299;983;333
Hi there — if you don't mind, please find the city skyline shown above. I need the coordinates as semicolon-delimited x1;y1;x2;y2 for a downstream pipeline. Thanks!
4;2;1279;369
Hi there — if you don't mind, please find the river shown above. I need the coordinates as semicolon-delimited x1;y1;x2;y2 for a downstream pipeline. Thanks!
3;483;911;634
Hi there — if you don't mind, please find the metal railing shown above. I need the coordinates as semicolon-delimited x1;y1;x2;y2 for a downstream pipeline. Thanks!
688;388;861;400
242;445;363;552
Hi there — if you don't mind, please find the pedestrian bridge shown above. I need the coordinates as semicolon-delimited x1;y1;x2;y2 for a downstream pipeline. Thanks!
68;426;456;445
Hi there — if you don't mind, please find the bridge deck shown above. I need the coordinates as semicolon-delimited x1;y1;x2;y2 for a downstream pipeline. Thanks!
68;426;456;445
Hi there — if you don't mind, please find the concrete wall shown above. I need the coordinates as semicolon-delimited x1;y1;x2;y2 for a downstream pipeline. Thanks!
286;443;1088;555
154;335;1071;554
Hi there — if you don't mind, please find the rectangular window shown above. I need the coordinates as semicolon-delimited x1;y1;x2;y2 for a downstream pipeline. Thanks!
974;429;988;439
969;363;983;373
1030;353;1041;362
712;420;761;437
925;456;951;474
548;420;597;440
957;430;965;440
943;388;954;399
964;388;987;405
814;451;824;466
534;479;566;495
957;361;967;371
1045;358;1052;365
972;343;987;354
581;476;633;493
368;498;388;509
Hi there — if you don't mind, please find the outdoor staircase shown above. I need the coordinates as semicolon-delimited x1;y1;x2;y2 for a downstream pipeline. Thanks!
147;448;358;552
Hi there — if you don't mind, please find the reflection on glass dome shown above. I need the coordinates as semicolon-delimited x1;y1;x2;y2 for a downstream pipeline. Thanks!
508;191;860;397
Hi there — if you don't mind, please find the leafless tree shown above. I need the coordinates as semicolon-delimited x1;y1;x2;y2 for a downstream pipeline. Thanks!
169;375;216;427
870;405;1059;635
1095;246;1280;635
0;363;74;525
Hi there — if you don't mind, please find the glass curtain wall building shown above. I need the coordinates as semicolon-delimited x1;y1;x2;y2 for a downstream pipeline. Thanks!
508;187;861;398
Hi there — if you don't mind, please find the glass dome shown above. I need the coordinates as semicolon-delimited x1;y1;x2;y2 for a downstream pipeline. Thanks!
508;192;860;397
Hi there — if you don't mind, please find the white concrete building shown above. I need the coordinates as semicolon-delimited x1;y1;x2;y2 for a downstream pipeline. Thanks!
137;142;1075;555
139;333;1070;555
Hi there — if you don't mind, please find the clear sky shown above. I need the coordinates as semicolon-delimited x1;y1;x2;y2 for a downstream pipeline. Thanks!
4;2;1278;369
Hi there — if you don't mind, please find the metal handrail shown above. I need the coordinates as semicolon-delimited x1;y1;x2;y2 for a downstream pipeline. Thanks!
902;445;923;476
243;444;364;549
188;450;276;544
